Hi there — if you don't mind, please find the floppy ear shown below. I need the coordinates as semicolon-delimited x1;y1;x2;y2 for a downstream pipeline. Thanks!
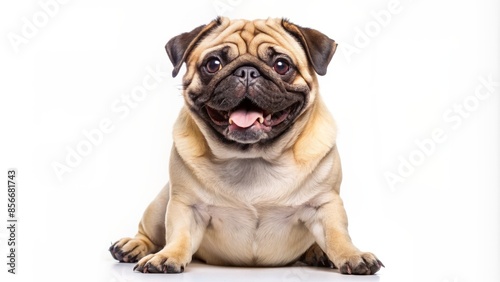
281;19;337;76
166;18;221;77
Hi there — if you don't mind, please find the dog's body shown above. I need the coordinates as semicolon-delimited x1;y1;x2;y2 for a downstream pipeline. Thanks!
110;17;382;275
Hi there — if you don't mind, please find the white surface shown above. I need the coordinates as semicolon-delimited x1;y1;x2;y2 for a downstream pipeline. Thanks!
109;261;386;282
0;0;499;282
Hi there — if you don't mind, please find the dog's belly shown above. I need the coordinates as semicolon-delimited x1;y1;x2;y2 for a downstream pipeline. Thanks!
193;204;315;266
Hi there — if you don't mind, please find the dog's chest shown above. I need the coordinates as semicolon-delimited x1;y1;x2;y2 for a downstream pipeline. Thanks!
212;158;297;200
194;202;316;266
192;158;319;265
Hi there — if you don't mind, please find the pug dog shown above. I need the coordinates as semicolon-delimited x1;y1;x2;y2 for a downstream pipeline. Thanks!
109;17;383;275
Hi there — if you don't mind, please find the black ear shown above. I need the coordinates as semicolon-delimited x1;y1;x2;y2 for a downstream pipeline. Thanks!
165;18;221;77
282;19;337;76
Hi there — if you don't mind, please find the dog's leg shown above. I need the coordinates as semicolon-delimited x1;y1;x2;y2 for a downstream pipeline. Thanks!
109;184;169;263
299;243;334;268
310;194;383;275
133;194;206;274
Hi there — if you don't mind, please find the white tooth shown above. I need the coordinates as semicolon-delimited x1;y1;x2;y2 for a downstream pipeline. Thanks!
258;116;264;123
229;118;233;125
265;114;272;121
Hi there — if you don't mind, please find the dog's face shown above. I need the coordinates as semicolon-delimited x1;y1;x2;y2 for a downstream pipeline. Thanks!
166;17;337;145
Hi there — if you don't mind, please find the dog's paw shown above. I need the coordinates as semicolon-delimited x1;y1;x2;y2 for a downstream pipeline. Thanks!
300;243;334;268
133;252;187;274
109;237;150;263
335;252;384;275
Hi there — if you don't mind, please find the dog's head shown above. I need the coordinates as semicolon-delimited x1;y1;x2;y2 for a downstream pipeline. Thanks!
166;17;336;148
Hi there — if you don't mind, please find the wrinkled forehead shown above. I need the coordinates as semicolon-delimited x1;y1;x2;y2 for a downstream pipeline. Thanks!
192;18;307;65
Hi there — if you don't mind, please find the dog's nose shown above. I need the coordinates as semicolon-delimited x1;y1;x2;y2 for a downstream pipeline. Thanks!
233;66;261;85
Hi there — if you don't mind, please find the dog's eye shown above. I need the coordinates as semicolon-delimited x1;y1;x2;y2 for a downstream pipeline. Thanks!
273;59;290;75
206;58;222;73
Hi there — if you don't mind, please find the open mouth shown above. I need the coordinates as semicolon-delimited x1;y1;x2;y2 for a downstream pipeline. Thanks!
205;99;296;133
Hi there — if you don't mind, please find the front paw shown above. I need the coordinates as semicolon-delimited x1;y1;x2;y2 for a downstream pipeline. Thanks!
134;252;188;274
109;237;149;263
335;252;384;275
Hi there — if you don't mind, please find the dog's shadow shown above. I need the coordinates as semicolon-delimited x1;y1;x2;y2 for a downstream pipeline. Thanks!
109;260;382;282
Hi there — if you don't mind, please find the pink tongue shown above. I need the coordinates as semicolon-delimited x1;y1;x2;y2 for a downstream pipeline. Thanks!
229;109;263;128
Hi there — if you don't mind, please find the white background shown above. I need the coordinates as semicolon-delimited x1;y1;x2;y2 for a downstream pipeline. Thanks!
0;0;499;281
